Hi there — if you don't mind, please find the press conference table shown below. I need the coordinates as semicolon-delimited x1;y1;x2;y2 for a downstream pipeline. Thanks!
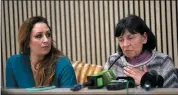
3;87;178;95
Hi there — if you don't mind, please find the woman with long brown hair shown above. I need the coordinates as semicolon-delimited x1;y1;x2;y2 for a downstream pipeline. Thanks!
6;16;77;88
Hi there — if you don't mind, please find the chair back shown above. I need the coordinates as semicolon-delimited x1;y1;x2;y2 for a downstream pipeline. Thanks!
72;61;103;84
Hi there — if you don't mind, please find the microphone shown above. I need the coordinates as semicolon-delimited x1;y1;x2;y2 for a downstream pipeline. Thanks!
70;70;116;91
86;52;123;88
108;52;123;70
106;52;136;90
86;70;116;89
141;70;164;90
71;52;122;91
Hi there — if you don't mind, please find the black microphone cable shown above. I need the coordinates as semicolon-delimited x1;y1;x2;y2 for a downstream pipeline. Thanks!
108;52;123;70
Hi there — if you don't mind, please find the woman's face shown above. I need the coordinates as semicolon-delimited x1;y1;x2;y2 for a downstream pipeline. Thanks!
29;22;52;57
118;29;147;59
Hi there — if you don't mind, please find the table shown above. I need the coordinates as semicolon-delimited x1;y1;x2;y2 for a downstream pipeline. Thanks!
2;87;178;95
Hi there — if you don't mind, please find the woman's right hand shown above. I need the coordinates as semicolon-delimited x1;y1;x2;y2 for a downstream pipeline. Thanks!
123;65;148;85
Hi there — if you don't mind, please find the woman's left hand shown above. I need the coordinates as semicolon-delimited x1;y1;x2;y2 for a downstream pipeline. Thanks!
123;65;148;85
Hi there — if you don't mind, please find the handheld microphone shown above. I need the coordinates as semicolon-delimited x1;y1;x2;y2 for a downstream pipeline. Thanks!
141;70;164;90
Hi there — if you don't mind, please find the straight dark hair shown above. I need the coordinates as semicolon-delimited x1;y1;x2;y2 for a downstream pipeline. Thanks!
115;14;156;52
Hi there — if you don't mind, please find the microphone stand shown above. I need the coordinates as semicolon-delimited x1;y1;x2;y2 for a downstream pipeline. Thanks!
108;52;123;70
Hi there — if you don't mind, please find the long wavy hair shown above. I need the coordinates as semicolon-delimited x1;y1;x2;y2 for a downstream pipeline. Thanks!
18;16;63;86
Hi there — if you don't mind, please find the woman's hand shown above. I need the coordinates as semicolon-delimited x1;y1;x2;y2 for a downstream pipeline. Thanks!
123;65;148;85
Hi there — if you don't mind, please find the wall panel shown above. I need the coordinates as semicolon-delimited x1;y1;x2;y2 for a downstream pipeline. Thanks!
1;1;178;86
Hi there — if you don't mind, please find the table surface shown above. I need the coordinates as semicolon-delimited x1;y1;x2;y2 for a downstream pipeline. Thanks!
3;87;178;95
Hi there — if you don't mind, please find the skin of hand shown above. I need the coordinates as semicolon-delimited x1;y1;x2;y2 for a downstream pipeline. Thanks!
123;65;148;85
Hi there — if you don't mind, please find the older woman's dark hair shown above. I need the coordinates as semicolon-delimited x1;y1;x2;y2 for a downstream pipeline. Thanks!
115;15;156;52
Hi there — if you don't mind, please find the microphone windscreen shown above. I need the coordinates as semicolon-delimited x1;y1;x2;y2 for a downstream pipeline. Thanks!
141;72;151;88
86;70;116;89
141;71;157;88
149;70;164;87
101;70;116;86
157;75;164;88
141;70;164;89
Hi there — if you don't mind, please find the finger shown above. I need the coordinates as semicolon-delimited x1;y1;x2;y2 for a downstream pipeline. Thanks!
123;70;134;78
123;66;131;73
124;66;135;75
143;65;148;72
123;70;130;76
126;66;133;70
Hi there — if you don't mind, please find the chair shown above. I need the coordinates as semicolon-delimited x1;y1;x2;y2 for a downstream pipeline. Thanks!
72;61;103;84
